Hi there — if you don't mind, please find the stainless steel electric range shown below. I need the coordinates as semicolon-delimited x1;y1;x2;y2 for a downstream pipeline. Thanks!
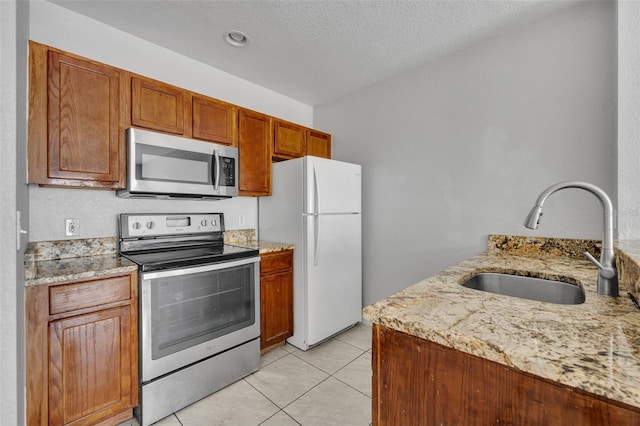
118;213;260;426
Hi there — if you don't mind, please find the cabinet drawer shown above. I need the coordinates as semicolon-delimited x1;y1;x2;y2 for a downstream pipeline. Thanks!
261;250;293;276
49;275;131;315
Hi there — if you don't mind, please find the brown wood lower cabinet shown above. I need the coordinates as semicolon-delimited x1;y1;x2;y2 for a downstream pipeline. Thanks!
27;272;138;426
372;324;640;426
260;250;294;351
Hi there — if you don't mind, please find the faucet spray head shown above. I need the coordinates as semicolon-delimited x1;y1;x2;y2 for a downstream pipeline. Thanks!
524;206;543;229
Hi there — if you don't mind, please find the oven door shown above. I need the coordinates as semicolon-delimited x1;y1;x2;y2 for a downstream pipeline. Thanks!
140;256;260;382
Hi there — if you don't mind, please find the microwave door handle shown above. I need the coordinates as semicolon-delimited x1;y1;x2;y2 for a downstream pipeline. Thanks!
213;149;220;191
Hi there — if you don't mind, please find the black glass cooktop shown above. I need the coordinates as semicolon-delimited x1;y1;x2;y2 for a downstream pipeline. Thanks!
122;244;259;272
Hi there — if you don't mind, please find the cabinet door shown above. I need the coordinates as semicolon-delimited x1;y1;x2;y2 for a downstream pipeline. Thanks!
307;129;332;159
274;120;306;159
261;270;294;349
192;95;237;146
131;76;187;135
49;306;134;426
238;109;272;196
46;50;123;185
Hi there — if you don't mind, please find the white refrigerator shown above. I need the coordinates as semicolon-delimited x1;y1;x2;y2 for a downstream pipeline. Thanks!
259;156;362;350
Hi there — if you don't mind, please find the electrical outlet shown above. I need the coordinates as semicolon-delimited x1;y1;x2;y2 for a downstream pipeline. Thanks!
65;218;80;237
238;215;246;227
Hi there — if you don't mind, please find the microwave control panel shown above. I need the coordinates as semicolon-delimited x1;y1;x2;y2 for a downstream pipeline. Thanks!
219;157;235;187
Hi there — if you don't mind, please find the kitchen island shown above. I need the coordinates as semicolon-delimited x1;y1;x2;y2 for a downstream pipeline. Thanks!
363;235;640;425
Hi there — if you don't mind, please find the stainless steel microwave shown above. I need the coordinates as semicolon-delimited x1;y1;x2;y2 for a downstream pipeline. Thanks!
117;128;238;200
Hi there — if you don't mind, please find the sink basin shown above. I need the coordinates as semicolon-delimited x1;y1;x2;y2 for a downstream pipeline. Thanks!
460;273;585;305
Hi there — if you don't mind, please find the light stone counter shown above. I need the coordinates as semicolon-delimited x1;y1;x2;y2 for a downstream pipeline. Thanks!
225;229;295;254
25;230;294;287
363;235;640;409
24;237;137;286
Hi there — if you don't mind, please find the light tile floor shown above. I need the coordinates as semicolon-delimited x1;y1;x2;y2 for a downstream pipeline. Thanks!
119;322;372;426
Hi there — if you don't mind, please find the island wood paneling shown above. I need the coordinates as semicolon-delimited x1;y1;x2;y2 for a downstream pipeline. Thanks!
372;324;640;426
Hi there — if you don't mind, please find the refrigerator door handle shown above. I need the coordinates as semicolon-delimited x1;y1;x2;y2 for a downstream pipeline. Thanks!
313;214;320;266
313;165;319;214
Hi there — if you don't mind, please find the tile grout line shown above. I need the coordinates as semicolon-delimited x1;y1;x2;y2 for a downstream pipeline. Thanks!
247;348;367;423
289;348;365;377
286;347;372;409
330;353;373;400
256;408;302;426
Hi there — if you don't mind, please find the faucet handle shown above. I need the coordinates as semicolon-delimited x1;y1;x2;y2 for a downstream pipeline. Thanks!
584;251;616;279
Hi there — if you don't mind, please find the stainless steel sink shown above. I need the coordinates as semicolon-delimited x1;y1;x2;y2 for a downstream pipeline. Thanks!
460;273;585;305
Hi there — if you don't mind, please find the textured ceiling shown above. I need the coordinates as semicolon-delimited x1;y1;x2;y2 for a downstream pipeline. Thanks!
49;0;581;106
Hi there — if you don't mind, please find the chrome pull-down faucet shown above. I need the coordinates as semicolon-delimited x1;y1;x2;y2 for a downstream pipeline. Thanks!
523;181;618;297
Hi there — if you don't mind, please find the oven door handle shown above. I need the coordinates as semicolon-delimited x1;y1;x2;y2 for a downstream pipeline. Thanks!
142;256;260;280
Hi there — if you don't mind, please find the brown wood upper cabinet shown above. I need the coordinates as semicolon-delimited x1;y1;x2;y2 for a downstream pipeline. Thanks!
238;108;273;196
307;129;332;159
129;75;238;146
28;41;126;189
131;76;188;135
273;119;332;160
273;119;307;160
192;95;238;146
27;42;331;193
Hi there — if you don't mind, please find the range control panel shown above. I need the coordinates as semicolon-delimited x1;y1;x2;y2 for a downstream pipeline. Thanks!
120;213;224;238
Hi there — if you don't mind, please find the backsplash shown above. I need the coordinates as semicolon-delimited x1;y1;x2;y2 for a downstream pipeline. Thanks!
224;229;256;246
615;240;640;298
24;237;117;261
24;230;258;281
24;237;117;280
488;234;601;260
490;234;640;296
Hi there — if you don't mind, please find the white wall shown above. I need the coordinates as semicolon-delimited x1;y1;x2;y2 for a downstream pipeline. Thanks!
617;1;640;239
315;1;616;306
27;0;313;241
0;4;19;422
1;0;29;422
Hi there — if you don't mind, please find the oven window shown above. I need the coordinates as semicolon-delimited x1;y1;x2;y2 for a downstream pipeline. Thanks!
149;262;255;359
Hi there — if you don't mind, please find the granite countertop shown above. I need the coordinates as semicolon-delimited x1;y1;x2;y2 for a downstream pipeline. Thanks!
363;235;640;409
24;237;137;286
224;229;295;254
253;240;296;254
25;229;294;287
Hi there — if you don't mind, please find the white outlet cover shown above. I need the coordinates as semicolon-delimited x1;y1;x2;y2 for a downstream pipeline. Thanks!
65;218;80;236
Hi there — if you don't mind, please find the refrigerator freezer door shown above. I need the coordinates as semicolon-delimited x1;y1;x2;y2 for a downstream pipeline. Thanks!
304;157;361;215
304;213;362;346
